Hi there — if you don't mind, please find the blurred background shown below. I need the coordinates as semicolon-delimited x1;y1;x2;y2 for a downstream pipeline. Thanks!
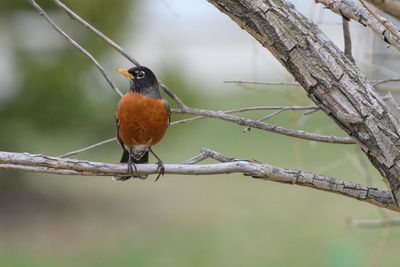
0;0;400;266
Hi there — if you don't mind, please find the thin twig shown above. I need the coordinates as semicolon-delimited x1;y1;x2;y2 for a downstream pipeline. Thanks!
342;16;355;63
304;108;320;116
181;147;237;164
243;108;288;132
372;78;400;87
177;105;355;144
350;218;400;227
349;148;397;226
171;105;318;125
224;80;301;87
51;0;185;108
359;0;400;41
58;138;116;158
27;0;123;97
0;150;396;212
161;0;180;17
51;0;141;66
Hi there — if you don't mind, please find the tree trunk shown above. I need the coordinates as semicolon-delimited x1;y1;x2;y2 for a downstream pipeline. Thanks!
207;0;400;209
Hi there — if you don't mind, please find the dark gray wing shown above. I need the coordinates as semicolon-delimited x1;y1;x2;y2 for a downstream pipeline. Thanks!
115;100;125;150
162;98;171;125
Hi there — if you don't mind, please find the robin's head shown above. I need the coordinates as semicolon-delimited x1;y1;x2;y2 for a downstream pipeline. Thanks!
117;66;160;97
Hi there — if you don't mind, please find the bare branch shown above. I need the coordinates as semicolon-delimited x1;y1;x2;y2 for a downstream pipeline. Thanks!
365;0;400;20
51;0;141;66
51;0;185;108
342;16;355;63
359;0;400;40
177;105;355;144
243;108;289;132
349;218;400;227
27;0;123;97
372;78;400;87
171;105;318;125
182;147;238;164
58;138;116;158
0;150;396;211
316;0;400;51
224;80;301;87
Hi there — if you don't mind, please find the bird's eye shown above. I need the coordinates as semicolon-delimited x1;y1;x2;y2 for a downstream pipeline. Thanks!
137;71;145;79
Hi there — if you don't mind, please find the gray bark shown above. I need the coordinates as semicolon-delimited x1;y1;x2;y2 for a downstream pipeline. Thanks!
0;151;395;211
207;0;400;209
316;0;400;51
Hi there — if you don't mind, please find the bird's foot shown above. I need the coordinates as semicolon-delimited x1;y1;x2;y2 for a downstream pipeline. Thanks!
128;161;138;177
154;160;165;182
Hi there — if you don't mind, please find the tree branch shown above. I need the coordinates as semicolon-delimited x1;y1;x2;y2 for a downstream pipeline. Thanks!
207;0;400;209
350;218;400;227
27;0;123;97
365;0;400;21
0;150;395;211
342;16;355;63
51;0;141;66
224;80;301;87
359;0;400;40
316;0;400;51
175;105;355;144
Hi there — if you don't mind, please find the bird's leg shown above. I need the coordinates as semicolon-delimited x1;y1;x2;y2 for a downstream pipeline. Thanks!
128;147;138;177
149;147;165;181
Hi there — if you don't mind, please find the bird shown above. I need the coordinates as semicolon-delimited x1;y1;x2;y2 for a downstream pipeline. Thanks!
113;66;170;181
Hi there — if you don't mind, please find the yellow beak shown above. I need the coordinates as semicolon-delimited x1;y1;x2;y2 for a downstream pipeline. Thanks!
117;68;134;78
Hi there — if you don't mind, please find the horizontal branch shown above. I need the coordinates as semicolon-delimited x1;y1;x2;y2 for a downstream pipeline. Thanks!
171;105;319;125
0;150;396;212
176;106;355;144
350;217;400;227
224;80;301;87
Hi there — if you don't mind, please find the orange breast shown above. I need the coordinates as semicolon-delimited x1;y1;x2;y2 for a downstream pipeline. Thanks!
116;92;169;148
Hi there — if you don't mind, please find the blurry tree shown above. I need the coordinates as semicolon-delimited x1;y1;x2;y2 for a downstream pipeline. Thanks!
0;0;133;191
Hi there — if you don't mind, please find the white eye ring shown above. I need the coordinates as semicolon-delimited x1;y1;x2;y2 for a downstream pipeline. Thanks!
137;71;145;79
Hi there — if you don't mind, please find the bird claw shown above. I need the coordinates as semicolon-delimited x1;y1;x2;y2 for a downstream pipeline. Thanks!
154;160;165;182
128;161;138;177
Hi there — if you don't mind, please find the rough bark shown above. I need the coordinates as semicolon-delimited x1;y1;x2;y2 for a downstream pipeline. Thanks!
316;0;400;51
366;0;400;20
0;151;395;211
206;0;400;209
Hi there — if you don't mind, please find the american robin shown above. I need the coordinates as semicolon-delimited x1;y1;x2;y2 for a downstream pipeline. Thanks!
113;66;170;181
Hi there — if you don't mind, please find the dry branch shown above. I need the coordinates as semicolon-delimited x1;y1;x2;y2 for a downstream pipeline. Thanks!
350;217;400;227
206;0;400;208
316;0;400;51
365;0;400;20
27;0;123;97
175;105;355;144
342;16;355;63
0;150;396;211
